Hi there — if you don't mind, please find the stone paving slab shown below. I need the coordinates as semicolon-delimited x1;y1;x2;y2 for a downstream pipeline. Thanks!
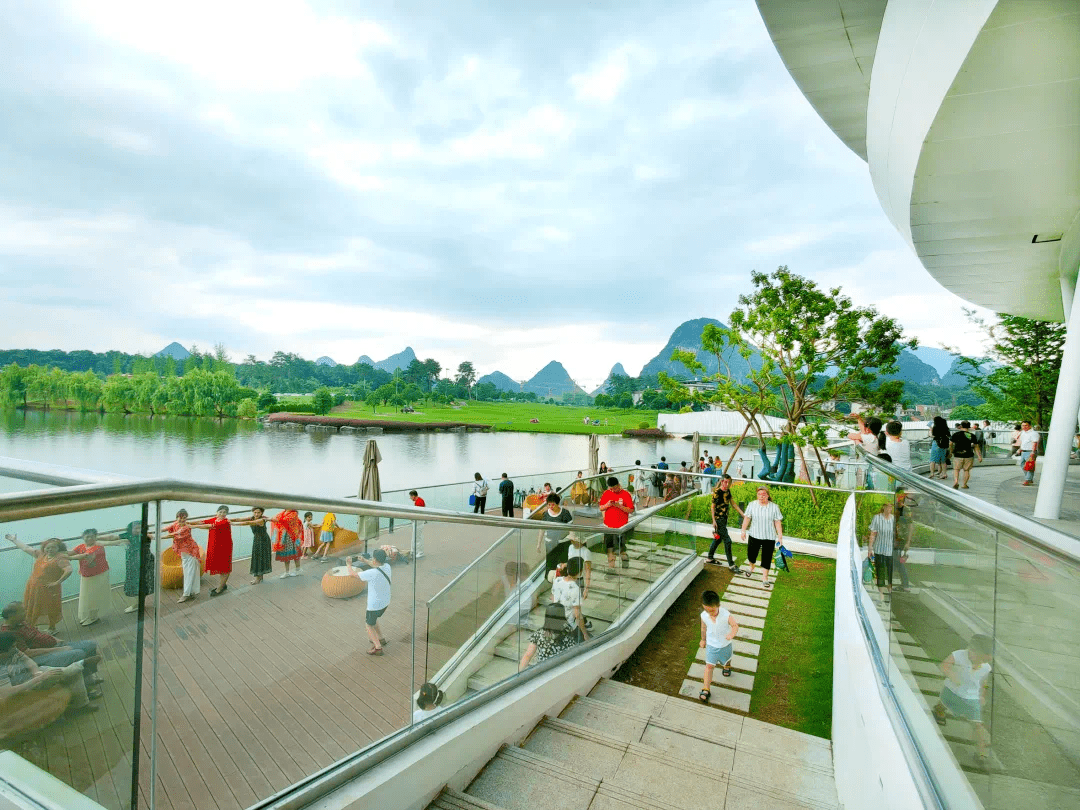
679;679;751;712
725;611;765;629
687;663;755;691
731;749;839;807
735;626;763;642
694;647;758;672
722;600;767;618
726;583;771;602
733;639;761;656
723;592;771;610
731;576;775;591
467;747;599;810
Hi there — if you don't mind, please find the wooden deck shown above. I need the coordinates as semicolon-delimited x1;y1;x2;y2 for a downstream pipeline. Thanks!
9;513;599;810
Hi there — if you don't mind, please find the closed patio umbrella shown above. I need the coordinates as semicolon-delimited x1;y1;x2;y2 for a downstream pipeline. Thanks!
691;431;700;471
588;433;599;478
358;439;382;550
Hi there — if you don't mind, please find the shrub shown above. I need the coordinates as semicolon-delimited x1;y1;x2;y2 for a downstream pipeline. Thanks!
656;481;890;544
237;399;258;419
312;387;334;415
638;421;650;429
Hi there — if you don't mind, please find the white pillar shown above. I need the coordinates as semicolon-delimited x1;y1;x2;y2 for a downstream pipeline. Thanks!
1034;273;1080;519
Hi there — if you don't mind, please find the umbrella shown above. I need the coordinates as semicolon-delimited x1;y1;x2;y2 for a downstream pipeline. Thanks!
358;439;382;550
691;431;700;472
588;433;599;478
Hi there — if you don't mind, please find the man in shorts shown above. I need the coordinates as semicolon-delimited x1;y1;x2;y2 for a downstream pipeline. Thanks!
345;549;392;656
598;476;634;570
950;420;982;489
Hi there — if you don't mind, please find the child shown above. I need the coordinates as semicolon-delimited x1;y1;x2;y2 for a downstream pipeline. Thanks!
698;589;738;703
413;682;445;723
932;634;993;768
301;512;316;557
314;512;338;561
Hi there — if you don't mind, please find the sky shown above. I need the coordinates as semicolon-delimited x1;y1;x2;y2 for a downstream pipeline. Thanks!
0;0;993;391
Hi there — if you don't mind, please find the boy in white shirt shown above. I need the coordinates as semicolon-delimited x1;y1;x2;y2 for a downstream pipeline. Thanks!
932;634;993;768
697;589;739;703
884;420;912;471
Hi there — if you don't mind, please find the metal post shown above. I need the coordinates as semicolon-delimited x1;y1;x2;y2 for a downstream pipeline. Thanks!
409;520;417;724
149;500;163;810
129;501;150;810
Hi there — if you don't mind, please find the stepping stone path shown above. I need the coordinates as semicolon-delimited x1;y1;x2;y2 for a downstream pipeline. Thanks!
680;557;781;713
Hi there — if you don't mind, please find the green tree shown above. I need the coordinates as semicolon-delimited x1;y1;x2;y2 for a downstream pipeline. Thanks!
616;392;634;409
0;364;29;408
959;312;1066;430
312;387;334;415
67;371;104;412
678;267;911;483
102;375;136;413
237;398;258;419
455;361;477;397
375;383;395;405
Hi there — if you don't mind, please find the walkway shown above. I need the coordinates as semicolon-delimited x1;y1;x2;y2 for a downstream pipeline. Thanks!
954;460;1080;540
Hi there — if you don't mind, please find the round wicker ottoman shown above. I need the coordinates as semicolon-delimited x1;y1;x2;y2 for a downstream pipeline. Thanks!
160;547;206;590
322;566;366;599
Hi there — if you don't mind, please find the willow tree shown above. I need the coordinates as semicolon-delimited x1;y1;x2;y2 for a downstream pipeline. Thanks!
677;267;911;484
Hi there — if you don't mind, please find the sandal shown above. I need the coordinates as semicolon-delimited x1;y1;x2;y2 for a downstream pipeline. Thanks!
722;664;731;677
932;704;947;726
744;571;752;579
379;638;389;646
366;646;384;656
972;752;989;770
698;689;710;703
763;581;773;589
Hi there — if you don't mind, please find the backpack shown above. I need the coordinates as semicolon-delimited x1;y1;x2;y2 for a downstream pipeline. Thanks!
651;472;664;489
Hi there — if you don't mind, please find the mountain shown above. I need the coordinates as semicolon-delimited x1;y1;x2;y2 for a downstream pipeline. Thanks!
883;349;940;386
374;347;417;373
591;363;628;396
942;356;995;388
154;342;191;361
477;371;520;392
523;361;583;397
912;346;957;376
315;356;337;367
356;355;376;367
638;318;759;383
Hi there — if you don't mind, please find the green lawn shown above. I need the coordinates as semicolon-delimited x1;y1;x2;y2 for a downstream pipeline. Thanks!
676;536;835;738
329;400;658;435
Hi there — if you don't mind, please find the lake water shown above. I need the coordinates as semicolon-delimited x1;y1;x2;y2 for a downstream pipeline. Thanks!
0;409;748;496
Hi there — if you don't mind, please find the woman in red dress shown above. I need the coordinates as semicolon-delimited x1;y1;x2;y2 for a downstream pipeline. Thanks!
271;509;303;578
195;506;233;597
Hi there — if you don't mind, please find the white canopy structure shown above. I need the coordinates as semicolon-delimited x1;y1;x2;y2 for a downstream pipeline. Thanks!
757;0;1080;519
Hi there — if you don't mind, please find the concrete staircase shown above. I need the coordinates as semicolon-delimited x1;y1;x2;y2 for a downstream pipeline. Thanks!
458;538;695;697
428;678;839;810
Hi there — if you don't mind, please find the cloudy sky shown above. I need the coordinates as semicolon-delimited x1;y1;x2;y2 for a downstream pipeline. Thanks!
0;0;991;390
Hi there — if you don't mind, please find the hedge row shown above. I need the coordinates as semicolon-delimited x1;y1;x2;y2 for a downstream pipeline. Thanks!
656;481;890;544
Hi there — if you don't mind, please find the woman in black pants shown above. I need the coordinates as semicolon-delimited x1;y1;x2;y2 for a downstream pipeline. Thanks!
739;486;784;590
472;473;489;514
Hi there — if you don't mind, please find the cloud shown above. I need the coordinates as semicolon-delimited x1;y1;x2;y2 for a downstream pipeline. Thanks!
0;1;997;387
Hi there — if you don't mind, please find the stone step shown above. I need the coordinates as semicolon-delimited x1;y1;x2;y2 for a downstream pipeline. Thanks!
429;787;509;810
679;678;751;712
590;782;670;810
693;646;759;673
721;600;767;618
736;625;763;641
723;591;771;610
562;694;742;747
732;574;778;591
524;716;628;780
725;610;765;629
726;583;771;602
466;745;600;810
732;638;761;656
686;662;755;691
467;656;519;692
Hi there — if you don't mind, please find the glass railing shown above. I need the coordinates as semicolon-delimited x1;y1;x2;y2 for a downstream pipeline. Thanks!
850;451;1080;810
380;468;583;514
0;461;700;810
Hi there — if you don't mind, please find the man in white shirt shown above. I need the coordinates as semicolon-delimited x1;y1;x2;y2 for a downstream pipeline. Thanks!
1018;421;1040;486
551;558;589;642
883;421;912;472
346;549;392;656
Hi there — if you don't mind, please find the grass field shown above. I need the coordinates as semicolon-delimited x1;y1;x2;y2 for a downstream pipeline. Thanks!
329;400;659;435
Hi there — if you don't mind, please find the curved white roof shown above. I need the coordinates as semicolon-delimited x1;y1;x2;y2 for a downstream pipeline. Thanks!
757;0;1080;321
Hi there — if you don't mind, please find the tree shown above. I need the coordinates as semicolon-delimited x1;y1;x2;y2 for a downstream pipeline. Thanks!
66;371;104;412
958;312;1065;429
679;267;912;484
312;387;334;415
616;392;634;409
455;361;477;396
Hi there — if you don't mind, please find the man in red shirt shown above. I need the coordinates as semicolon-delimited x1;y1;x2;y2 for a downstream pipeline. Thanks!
599;476;635;569
2;601;102;689
409;490;426;559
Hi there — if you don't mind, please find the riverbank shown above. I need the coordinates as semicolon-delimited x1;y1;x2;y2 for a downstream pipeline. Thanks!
329;401;659;435
264;413;492;433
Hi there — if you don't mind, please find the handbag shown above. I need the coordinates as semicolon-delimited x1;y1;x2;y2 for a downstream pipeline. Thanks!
1023;457;1035;472
469;494;477;506
862;556;874;584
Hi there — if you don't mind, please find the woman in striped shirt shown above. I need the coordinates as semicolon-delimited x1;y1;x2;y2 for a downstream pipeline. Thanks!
868;503;895;599
739;486;784;590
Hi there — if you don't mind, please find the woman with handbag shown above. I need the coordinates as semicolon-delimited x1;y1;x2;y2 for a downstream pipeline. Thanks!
472;473;489;514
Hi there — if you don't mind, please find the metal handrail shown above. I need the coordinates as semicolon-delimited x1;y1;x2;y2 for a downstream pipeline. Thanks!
380;467;583;497
860;450;1080;563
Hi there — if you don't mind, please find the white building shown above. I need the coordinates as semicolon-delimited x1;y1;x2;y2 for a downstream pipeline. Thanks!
757;0;1079;519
